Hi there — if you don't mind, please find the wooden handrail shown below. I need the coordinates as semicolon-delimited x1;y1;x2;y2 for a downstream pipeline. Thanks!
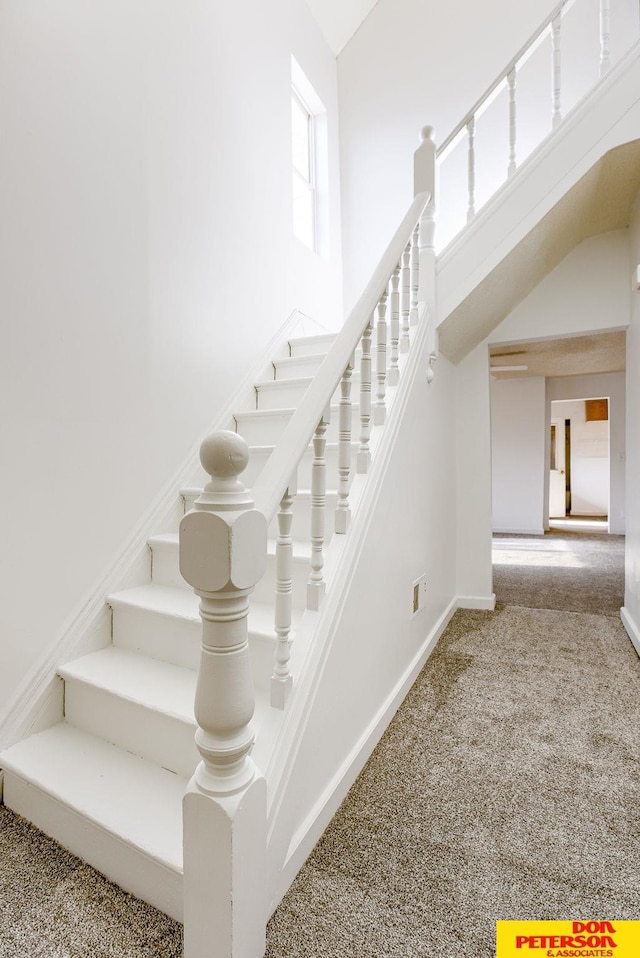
437;0;573;157
252;190;430;523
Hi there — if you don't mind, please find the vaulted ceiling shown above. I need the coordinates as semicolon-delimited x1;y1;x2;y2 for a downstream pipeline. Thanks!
304;0;380;54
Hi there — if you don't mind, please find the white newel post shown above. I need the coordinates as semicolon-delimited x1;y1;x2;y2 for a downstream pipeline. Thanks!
414;125;437;359
179;431;268;958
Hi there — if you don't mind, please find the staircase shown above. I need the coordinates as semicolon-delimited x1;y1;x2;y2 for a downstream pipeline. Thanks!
0;329;351;922
0;173;435;958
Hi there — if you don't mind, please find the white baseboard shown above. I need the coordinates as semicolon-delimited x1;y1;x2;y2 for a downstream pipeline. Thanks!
272;597;457;911
620;606;640;658
493;527;545;536
457;594;496;611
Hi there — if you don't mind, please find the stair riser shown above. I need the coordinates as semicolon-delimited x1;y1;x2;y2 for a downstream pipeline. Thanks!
64;679;199;780
288;334;335;356
111;602;200;671
111;602;275;685
273;356;324;380
256;375;362;411
255;380;312;410
2;771;183;922
235;406;361;446
150;545;311;611
274;352;364;380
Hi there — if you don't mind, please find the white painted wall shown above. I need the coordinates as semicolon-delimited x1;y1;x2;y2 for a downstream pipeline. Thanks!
491;377;547;534
0;0;343;735
455;344;495;605
623;195;640;651
488;231;631;345
337;0;639;309
267;331;458;907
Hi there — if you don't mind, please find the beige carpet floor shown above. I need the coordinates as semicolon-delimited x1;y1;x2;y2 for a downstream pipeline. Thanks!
492;529;625;615
0;530;637;956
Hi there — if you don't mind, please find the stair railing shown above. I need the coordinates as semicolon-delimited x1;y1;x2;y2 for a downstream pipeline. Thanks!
178;128;435;958
436;0;636;249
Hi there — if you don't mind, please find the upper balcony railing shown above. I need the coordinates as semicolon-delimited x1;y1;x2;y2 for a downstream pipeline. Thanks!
436;0;640;251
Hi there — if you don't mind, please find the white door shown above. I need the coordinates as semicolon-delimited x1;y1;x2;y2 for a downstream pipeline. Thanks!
549;418;566;518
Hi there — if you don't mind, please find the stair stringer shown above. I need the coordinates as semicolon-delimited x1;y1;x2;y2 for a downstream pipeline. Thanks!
437;38;640;363
261;309;458;912
0;308;322;752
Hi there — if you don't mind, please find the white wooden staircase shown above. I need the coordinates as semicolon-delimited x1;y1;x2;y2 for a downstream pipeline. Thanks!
0;330;348;922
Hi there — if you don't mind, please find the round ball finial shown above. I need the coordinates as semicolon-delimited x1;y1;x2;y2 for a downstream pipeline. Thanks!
421;125;435;142
200;431;249;480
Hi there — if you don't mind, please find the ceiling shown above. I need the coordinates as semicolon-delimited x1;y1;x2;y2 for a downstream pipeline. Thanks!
304;0;380;54
489;329;626;379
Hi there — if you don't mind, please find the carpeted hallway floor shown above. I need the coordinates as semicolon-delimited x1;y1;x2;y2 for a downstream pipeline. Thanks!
0;530;638;956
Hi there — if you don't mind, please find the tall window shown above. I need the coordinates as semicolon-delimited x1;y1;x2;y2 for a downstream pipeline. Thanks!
291;88;315;250
290;57;327;255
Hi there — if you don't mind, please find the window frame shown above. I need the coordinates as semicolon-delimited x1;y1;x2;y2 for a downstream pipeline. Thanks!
291;85;317;251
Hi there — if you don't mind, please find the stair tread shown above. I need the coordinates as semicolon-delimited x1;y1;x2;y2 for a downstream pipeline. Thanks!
59;647;196;724
275;353;327;365
1;722;185;871
255;376;314;389
234;401;360;420
288;333;335;349
107;584;279;638
108;583;200;618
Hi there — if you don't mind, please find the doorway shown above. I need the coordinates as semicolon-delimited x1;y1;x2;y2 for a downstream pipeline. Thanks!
548;397;610;531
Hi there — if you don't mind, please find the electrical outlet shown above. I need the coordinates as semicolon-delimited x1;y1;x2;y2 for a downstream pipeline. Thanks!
412;574;428;616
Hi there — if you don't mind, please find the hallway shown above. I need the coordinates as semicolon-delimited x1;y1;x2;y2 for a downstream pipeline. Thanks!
265;529;638;956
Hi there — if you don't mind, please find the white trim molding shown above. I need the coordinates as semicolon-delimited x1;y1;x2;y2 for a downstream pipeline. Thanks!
621;606;640;657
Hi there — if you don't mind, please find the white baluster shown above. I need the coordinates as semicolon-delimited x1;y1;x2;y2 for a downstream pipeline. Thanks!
307;412;329;611
271;478;297;709
357;320;373;474
410;222;420;327
373;289;388;426
400;244;411;353
599;0;611;77
508;68;517;176
388;265;400;385
551;12;562;128
179;431;267;958
467;116;476;223
335;359;353;534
